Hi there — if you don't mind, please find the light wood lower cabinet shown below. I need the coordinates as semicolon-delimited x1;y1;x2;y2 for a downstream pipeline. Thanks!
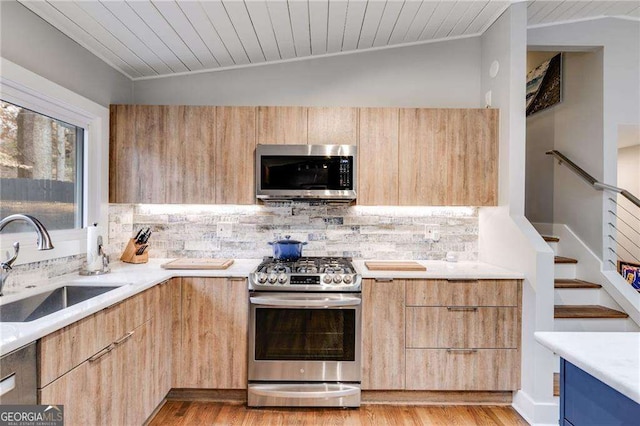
178;277;248;389
406;349;520;391
38;281;173;426
362;279;405;390
406;307;518;349
363;278;522;392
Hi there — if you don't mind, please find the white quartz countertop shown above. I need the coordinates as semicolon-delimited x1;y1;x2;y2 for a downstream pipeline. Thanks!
0;258;261;356
353;260;524;279
1;258;523;356
535;331;640;404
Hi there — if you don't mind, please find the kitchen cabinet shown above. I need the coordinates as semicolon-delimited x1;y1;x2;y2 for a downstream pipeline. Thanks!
38;283;171;426
404;279;521;391
215;107;256;204
110;105;216;204
178;277;248;389
398;108;498;206
358;108;399;205
257;106;307;145
308;107;358;145
362;278;405;390
362;278;521;392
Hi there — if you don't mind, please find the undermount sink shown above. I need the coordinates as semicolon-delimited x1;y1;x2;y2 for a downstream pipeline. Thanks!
0;285;122;322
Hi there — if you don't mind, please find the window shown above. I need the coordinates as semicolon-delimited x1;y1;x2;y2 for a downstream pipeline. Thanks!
0;100;84;232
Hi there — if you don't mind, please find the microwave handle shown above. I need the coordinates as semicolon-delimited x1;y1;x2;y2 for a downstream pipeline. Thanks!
249;296;361;308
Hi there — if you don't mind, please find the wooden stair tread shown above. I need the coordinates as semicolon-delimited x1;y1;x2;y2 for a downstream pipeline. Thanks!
555;256;578;264
543;236;560;243
554;305;629;319
555;279;602;289
554;373;560;397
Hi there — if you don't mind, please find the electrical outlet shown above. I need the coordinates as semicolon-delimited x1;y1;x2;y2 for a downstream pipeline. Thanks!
217;222;233;238
424;224;441;242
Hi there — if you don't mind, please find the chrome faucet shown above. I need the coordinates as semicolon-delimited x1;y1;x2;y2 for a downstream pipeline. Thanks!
0;214;54;296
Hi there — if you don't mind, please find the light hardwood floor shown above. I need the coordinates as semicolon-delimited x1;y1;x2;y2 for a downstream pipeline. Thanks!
149;402;529;425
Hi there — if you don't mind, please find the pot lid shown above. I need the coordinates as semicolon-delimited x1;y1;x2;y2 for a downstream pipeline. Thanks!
272;235;304;245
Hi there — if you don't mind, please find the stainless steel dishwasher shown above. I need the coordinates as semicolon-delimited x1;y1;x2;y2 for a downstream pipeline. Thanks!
0;342;37;404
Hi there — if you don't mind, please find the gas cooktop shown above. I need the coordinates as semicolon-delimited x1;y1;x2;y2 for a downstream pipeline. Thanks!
249;257;361;292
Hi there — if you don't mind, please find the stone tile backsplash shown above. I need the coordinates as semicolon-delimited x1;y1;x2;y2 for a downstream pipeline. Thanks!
108;203;479;261
2;254;86;294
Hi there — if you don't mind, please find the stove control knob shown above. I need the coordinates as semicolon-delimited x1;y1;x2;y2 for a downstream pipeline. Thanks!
323;274;333;284
342;274;353;284
268;274;278;284
257;273;268;284
277;274;288;284
333;275;343;284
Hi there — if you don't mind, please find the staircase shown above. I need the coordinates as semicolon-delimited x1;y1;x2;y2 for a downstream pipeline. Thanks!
543;234;639;396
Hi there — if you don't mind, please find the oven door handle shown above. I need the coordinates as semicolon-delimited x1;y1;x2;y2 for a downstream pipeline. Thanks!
249;296;361;308
250;385;360;399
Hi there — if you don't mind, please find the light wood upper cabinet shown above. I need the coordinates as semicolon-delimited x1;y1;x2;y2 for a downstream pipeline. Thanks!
215;107;256;204
446;109;498;206
362;278;405;390
308;107;358;145
257;106;307;145
179;277;248;389
182;106;216;203
398;108;498;206
398;108;448;205
110;105;216;204
358;108;399;205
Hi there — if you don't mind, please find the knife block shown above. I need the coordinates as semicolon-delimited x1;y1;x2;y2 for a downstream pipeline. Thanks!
120;238;149;264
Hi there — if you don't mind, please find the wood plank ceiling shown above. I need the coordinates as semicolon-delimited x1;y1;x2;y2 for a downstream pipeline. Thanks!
18;1;640;80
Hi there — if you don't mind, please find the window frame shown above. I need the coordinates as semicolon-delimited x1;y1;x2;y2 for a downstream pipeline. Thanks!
0;58;109;265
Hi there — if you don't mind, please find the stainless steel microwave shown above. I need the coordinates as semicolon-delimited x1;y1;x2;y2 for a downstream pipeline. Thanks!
256;144;357;202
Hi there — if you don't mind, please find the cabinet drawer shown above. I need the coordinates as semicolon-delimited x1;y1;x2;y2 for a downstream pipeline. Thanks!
39;289;152;387
406;307;518;349
406;279;519;307
406;349;519;390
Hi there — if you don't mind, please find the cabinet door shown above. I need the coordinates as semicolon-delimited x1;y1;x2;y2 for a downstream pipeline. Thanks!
406;349;519;390
446;109;498;206
182;106;216;203
362;278;405;390
215;107;256;204
257;106;307;145
180;277;248;388
398;108;448;205
406;307;518;349
358;108;399;205
40;343;115;426
308;107;357;145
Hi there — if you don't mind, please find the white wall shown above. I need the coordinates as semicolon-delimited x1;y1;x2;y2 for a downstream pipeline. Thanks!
479;3;558;425
617;145;640;262
132;37;483;107
0;0;132;106
528;18;640;265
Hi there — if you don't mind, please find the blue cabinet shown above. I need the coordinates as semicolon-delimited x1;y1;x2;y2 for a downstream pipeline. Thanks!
560;359;640;425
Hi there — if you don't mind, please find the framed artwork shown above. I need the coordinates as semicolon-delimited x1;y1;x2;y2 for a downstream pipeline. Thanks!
526;53;563;116
618;260;640;291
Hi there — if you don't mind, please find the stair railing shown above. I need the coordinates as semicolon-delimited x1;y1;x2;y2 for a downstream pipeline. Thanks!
546;150;640;269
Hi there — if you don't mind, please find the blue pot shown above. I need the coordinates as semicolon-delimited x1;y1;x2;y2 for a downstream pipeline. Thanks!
268;236;307;261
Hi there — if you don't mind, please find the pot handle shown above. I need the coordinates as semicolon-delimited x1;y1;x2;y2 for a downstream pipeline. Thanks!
301;242;308;245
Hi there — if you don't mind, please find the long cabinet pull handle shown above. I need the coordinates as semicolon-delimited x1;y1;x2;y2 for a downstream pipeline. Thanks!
447;307;479;312
228;277;247;282
447;349;478;354
113;331;135;346
89;344;114;362
446;279;478;282
374;278;394;282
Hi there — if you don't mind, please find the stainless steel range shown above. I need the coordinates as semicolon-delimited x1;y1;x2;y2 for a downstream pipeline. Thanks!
248;257;362;407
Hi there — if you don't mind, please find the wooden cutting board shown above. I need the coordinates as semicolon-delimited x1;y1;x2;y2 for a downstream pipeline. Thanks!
161;258;234;270
364;261;426;271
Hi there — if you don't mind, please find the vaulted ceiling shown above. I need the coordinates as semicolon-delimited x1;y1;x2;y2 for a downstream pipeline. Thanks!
19;1;640;80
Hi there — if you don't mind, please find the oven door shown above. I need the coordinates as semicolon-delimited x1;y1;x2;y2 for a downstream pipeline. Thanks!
248;292;361;383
